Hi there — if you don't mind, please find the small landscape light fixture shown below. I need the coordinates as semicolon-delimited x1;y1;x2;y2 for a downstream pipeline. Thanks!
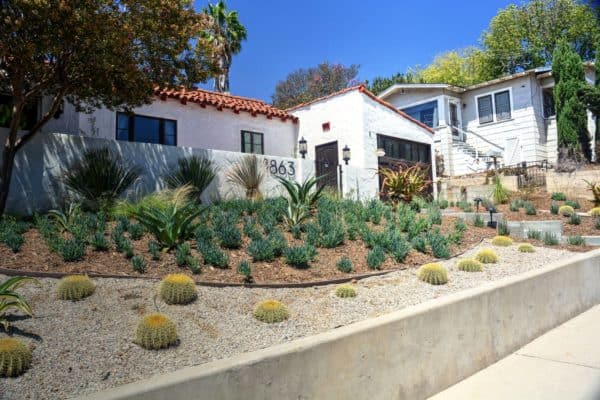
473;197;482;213
342;145;351;165
487;206;498;229
298;137;307;159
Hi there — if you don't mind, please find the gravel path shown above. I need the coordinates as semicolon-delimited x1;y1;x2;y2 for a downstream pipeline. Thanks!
0;241;575;399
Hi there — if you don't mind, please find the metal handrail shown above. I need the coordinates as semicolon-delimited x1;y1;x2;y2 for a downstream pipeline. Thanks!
450;125;504;152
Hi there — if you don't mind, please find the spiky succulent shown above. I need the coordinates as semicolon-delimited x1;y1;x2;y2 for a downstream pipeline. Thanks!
57;275;95;301
417;263;448;285
159;274;197;305
0;338;32;377
253;300;289;323
135;313;178;350
335;284;357;298
559;205;574;217
518;243;535;253
491;235;513;247
590;207;600;217
475;249;498;264
457;258;483;272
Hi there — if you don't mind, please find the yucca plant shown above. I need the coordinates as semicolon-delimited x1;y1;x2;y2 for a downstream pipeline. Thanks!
63;147;142;211
226;155;265;200
490;173;510;204
116;186;204;249
276;175;325;229
379;163;430;203
0;276;38;330
164;155;215;203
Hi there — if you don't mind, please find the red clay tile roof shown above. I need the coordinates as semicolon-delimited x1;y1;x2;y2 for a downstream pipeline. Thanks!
154;87;298;123
286;85;434;134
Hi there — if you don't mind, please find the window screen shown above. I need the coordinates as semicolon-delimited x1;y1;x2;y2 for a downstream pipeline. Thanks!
477;95;493;124
494;91;511;121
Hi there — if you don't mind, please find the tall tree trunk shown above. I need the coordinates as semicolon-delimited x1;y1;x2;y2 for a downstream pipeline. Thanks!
213;54;231;93
0;144;17;214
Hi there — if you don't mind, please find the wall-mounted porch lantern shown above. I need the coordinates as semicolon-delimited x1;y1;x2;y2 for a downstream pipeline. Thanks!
342;145;351;165
375;148;386;157
298;137;307;159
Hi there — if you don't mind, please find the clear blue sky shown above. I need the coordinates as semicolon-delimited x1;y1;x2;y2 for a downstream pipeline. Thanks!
194;0;514;103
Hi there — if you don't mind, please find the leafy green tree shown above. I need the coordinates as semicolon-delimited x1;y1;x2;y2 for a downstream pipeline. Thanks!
367;70;423;95
483;0;599;76
553;38;590;160
421;48;496;86
272;62;360;109
0;0;218;214
200;1;247;93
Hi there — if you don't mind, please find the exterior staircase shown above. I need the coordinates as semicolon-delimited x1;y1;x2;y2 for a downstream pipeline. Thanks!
450;139;503;176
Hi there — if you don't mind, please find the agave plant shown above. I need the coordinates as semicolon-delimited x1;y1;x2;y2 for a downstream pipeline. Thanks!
118;186;204;249
0;276;39;330
584;180;600;206
63;147;142;211
379;163;431;203
47;203;82;232
226;155;265;200
276;175;325;229
164;155;215;203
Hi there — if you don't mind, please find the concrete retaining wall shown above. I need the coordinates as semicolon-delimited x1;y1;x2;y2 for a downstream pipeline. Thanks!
546;170;600;201
84;250;600;400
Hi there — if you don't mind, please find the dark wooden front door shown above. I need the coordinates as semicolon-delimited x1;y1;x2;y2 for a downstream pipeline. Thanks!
315;141;339;190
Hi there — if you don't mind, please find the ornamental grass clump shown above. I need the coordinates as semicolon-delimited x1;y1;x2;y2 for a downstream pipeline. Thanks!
253;300;289;323
518;243;535;253
418;263;448;285
559;205;575;217
57;275;95;301
335;284;357;298
159;274;197;305
457;258;483;272
135;313;178;350
475;249;498;264
491;235;513;247
569;212;581;225
0;338;32;377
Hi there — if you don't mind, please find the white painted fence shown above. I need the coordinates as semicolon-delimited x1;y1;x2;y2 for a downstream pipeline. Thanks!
1;132;316;215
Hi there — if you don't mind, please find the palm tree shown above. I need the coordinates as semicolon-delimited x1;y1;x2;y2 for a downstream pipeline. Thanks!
202;1;247;93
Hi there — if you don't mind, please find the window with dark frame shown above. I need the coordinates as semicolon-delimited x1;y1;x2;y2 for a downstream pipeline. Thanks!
241;130;264;154
376;134;431;164
543;88;556;118
477;95;493;124
116;112;177;146
494;90;511;121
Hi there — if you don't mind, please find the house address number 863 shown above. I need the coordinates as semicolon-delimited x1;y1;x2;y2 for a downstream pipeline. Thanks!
263;159;295;177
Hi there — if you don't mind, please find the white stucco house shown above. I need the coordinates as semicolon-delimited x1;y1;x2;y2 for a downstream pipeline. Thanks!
378;64;597;176
40;87;299;158
288;85;436;198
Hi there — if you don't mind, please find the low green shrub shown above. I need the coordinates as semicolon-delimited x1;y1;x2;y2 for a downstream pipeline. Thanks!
367;245;386;270
284;245;316;269
565;200;580;209
218;225;242;249
148;241;161;260
524;202;536;215
237;261;253;283
526;230;542;240
568;212;581;225
200;244;229;268
428;206;442;225
90;231;109;251
543;232;559;245
427;230;450;259
1;231;24;253
596;218;600;230
497;220;510;236
550;201;559;215
550;192;567;201
567;235;585;246
438;199;449;209
175;243;192;266
388;236;412;263
336;257;353;273
411;235;427;253
131;255;146;273
472;214;485;228
509;200;521;212
248;238;275;262
128;223;145;240
454;218;467;233
59;239;85;262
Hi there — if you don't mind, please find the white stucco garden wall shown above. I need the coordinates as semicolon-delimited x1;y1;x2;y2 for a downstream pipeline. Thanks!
48;98;298;158
0;132;313;215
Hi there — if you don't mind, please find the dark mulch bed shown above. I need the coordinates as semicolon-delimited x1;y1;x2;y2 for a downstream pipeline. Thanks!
0;216;495;285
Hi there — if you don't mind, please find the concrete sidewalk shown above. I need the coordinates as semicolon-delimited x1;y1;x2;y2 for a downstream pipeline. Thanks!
429;305;600;400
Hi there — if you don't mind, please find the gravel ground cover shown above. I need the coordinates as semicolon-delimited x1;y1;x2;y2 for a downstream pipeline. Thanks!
0;240;575;399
